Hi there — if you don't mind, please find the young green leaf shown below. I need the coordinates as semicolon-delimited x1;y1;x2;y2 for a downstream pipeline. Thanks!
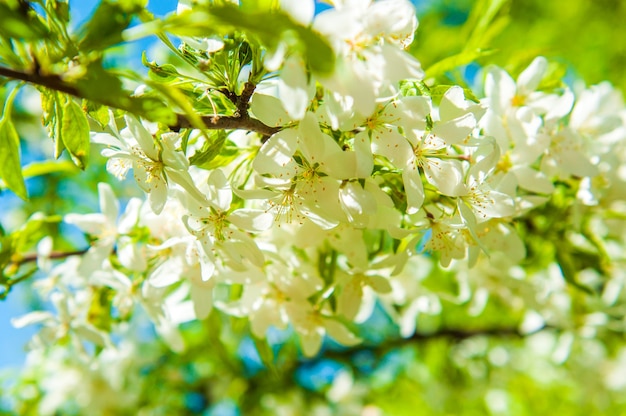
76;1;135;51
0;87;27;200
60;99;90;170
161;5;335;76
0;3;49;40
0;114;27;200
189;132;227;168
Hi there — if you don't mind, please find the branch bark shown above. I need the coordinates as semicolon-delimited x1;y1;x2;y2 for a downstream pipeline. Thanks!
0;65;281;137
173;113;280;137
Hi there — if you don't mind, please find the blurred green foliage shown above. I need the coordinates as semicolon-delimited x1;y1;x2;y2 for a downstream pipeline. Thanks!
2;1;626;415
413;0;626;91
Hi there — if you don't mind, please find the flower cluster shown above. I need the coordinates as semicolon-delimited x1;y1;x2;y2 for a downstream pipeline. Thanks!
13;0;626;387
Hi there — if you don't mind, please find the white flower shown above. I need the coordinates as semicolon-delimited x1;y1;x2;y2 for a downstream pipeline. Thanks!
64;183;145;275
313;0;423;116
336;269;392;322
286;302;361;357
183;169;272;275
481;57;571;156
423;215;468;267
92;115;207;214
252;112;358;227
12;287;111;349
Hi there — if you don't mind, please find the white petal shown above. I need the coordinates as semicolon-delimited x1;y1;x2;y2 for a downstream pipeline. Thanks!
324;318;361;346
353;131;374;178
300;331;324;357
402;166;424;214
149;258;184;287
338;277;363;320
278;55;310;120
191;283;214;319
517;56;547;95
11;311;55;328
167;168;209;207
371;129;413;166
117;238;147;272
74;323;110;347
91;132;124;148
64;213;106;235
124;115;158;160
338;182;377;228
147;180;168;214
422;158;466;196
511;166;554;194
432;113;476;145
439;86;469;121
381;43;424;82
118;198;142;233
229;209;274;232
484;67;516;114
250;93;292;127
366;275;392;294
207;169;232;211
280;0;314;25
483;189;516;218
253;129;298;176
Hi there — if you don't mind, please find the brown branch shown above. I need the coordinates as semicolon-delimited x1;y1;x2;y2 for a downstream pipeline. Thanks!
321;325;554;361
237;81;256;116
13;248;89;266
0;65;281;137
0;65;80;97
173;81;281;137
174;113;280;137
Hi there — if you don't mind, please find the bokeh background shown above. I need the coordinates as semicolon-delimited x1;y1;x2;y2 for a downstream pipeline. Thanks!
1;0;626;414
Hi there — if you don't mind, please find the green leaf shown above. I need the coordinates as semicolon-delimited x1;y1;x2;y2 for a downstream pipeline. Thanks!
74;62;126;102
189;132;227;168
0;88;27;200
161;5;335;75
210;6;335;75
40;89;90;169
425;48;495;79
143;53;182;83
84;101;111;128
54;1;71;23
463;0;510;52
77;1;135;51
554;243;594;295
21;160;79;179
239;0;279;13
60;100;90;170
0;115;27;200
73;62;176;125
0;3;49;40
40;89;64;158
427;85;481;104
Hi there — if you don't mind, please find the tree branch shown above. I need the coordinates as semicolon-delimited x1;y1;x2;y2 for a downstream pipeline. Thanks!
12;248;89;266
320;325;553;361
173;81;280;137
173;113;280;137
0;65;80;96
0;65;281;137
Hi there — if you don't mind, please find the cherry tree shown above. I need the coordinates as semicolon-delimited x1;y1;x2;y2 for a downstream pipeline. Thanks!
1;0;626;414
